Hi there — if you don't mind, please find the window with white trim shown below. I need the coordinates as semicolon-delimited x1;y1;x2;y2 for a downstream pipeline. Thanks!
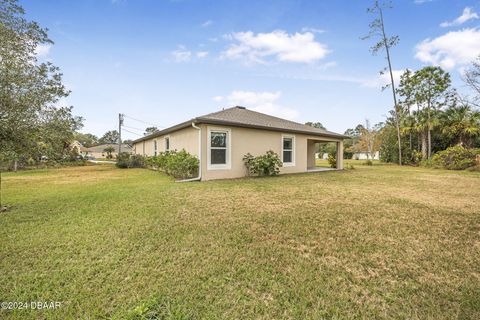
282;135;295;165
165;136;170;151
153;140;157;156
208;128;231;169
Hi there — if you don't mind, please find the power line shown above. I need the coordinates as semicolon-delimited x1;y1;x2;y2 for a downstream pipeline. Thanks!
121;128;144;136
122;124;145;132
123;114;165;128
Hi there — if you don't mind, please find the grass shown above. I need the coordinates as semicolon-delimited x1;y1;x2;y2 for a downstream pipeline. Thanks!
0;164;479;319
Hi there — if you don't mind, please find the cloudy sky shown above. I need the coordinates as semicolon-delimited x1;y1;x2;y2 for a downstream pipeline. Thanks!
24;0;480;139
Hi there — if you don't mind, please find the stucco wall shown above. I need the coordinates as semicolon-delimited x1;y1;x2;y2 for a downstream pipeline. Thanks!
200;125;342;181
133;124;343;181
133;126;199;157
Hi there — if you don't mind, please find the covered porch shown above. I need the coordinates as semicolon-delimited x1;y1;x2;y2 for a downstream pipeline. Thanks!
306;138;344;171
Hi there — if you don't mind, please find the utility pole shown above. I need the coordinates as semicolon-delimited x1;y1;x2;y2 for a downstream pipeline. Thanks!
118;113;124;154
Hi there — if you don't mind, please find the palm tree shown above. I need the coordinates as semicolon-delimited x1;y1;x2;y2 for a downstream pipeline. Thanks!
441;105;480;147
103;146;115;159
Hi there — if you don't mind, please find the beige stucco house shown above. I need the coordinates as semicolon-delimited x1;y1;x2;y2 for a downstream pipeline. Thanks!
85;143;132;159
132;106;346;181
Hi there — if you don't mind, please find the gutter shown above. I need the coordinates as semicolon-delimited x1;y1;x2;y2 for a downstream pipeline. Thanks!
176;122;202;182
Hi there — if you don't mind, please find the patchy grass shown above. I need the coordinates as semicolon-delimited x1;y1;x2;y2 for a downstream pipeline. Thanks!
0;164;479;319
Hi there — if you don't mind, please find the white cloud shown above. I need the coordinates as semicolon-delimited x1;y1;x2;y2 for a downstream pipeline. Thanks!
171;46;191;62
440;7;479;27
196;51;209;58
301;27;325;34
222;30;330;64
212;96;223;102
415;28;480;69
35;44;51;57
221;90;299;120
362;69;406;89
201;20;213;27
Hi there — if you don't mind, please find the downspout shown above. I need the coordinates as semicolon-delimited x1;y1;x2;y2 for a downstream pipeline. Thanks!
176;122;202;182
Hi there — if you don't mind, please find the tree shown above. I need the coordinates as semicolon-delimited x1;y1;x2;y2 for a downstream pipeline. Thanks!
397;67;452;159
103;146;115;159
363;0;402;165
74;132;98;148
343;124;365;159
351;120;381;160
0;0;82;169
144;126;158;135
441;104;480;147
464;55;480;106
305;122;326;130
99;130;120;144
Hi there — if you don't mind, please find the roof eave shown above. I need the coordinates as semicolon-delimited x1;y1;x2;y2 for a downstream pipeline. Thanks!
132;117;348;144
195;118;348;140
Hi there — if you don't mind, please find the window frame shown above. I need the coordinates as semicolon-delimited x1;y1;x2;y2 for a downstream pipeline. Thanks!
281;134;295;166
164;136;170;151
207;127;231;170
153;139;157;156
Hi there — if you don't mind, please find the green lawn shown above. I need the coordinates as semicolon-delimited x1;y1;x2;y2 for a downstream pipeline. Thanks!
1;164;479;319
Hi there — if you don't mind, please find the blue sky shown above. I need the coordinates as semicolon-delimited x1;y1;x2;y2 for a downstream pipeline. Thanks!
23;0;480;139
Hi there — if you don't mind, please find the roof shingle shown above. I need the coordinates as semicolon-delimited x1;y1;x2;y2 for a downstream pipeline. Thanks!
133;106;346;143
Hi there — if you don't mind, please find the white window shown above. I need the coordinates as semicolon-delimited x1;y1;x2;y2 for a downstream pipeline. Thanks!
165;136;170;151
207;128;231;170
282;135;295;166
153;140;157;156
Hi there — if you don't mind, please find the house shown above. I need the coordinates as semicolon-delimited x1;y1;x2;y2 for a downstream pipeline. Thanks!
352;151;380;160
85;143;132;159
69;140;86;155
132;106;347;181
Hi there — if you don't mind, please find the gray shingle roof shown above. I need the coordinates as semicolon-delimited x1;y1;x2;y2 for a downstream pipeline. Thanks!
133;106;346;143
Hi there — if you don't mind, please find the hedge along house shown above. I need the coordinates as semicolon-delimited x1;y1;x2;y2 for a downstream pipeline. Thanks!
132;106;347;181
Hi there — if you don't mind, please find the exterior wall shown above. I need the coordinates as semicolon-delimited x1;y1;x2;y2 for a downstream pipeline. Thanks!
200;125;342;181
133;126;199;157
133;124;343;181
307;140;316;168
85;147;132;159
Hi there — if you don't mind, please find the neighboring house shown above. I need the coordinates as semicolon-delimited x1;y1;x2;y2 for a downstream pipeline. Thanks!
352;151;380;160
85;144;132;159
69;140;85;154
132;106;347;181
316;152;329;160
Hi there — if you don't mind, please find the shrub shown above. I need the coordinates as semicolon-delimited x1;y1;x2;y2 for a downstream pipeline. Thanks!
116;152;146;169
146;150;199;179
243;151;282;176
431;146;476;170
165;150;199;179
420;158;434;168
129;154;146;168
327;154;337;168
364;159;373;166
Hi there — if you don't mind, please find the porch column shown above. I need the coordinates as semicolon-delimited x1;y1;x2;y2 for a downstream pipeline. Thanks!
336;141;344;170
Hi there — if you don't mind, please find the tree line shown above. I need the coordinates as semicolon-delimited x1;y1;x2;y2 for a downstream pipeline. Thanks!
359;1;480;165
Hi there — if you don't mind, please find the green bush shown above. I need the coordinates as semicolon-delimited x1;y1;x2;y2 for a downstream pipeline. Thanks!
146;150;199;179
243;150;282;176
364;159;373;166
116;152;145;169
420;158;434;168
327;154;337;168
431;146;477;170
166;150;199;179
